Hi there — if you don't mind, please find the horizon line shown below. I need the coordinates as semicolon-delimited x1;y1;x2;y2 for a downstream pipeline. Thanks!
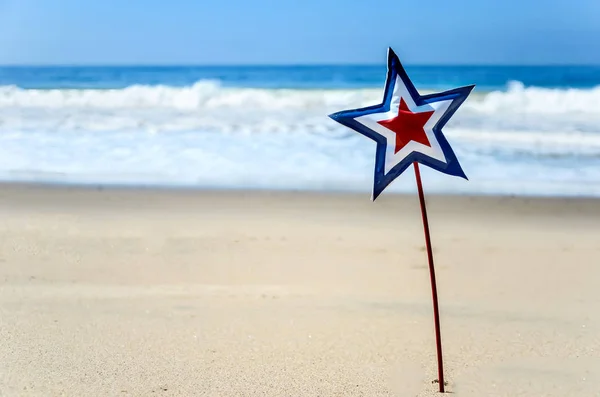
1;62;599;68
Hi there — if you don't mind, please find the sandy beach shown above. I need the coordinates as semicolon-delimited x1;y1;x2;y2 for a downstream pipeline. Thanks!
1;184;599;396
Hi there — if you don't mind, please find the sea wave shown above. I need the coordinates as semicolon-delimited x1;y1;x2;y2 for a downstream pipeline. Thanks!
0;79;598;134
0;79;598;112
468;80;600;114
1;79;599;196
0;80;374;110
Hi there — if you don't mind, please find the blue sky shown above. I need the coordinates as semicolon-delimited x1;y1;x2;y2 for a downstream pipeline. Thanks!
0;0;598;65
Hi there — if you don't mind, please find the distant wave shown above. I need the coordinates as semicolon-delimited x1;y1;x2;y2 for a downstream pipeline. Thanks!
468;81;600;114
0;79;598;112
0;79;598;136
0;80;377;110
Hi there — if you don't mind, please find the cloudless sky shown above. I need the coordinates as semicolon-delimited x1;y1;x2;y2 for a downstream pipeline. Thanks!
0;0;599;65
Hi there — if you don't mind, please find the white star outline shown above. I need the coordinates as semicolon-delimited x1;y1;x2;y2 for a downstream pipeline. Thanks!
353;75;453;175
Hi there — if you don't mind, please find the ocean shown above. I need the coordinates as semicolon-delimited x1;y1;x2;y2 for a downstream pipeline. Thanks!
1;65;599;197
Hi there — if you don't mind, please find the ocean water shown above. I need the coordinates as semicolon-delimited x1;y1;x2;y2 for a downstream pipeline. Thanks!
1;65;599;197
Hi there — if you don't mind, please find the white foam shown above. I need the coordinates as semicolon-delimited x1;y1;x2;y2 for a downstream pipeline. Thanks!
470;81;600;114
0;80;599;196
0;80;378;109
2;79;599;113
0;80;598;134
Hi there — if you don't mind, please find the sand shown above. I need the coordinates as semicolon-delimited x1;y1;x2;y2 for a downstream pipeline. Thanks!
1;184;599;396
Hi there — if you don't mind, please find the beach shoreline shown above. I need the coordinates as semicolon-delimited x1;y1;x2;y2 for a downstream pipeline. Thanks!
3;179;600;204
1;184;599;396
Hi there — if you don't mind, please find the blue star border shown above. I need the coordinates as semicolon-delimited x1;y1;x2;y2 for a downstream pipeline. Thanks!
328;47;475;200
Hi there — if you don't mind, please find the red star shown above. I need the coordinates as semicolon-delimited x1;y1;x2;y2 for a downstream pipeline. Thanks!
377;98;434;154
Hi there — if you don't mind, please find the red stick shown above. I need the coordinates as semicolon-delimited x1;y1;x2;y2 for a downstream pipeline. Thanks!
413;161;445;393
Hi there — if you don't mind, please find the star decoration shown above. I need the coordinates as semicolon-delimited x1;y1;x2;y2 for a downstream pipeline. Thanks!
328;47;475;200
378;98;434;154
